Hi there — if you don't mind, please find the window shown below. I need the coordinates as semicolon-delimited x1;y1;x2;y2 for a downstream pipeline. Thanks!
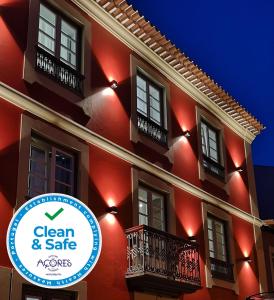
200;120;225;179
131;168;175;234
28;134;76;197
130;55;172;160
24;0;91;102
137;72;164;127
35;2;83;94
16;115;89;209
197;107;227;188
202;203;237;291
136;72;167;145
138;185;166;231
207;214;234;282
201;121;219;163
22;284;77;300
38;3;80;70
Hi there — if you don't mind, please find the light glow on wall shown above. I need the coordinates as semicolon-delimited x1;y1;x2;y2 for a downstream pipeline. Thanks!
105;213;116;225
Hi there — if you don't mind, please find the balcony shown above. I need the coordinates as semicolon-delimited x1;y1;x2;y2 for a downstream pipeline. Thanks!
125;225;201;297
36;46;84;95
202;154;225;179
137;113;168;146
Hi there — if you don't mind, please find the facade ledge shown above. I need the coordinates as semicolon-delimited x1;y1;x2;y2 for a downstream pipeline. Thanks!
0;81;263;227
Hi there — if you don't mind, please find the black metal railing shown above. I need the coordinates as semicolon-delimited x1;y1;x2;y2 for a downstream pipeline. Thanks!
126;225;201;287
137;113;168;146
36;46;84;95
210;257;234;282
202;154;225;179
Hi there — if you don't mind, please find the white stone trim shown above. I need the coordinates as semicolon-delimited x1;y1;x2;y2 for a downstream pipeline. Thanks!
0;81;262;227
71;0;256;144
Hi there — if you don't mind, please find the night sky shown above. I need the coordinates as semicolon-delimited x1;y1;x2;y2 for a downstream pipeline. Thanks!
127;0;274;166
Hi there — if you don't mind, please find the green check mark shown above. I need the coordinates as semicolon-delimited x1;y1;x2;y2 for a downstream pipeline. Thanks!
45;208;64;221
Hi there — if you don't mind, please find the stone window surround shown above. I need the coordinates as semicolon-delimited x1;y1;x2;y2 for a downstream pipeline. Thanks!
131;167;176;235
130;54;173;163
202;202;239;293
23;0;92;103
16;113;89;209
196;106;228;193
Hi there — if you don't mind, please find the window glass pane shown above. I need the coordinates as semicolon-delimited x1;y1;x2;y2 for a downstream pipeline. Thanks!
60;47;77;68
55;167;72;185
61;35;76;52
150;108;161;125
40;4;56;25
150;96;160;111
210;149;218;161
137;75;146;91
201;122;209;156
55;182;72;195
38;32;55;53
28;146;48;197
55;151;73;169
61;20;77;41
208;128;217;140
39;4;56;54
209;240;214;252
139;214;148;226
137;87;146;101
137;98;147;116
139;201;147;215
39;19;55;38
138;187;147;202
28;175;47;197
149;85;160;100
152;193;165;230
208;229;213;240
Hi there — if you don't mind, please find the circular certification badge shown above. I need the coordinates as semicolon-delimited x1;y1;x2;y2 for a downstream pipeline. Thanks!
6;193;102;288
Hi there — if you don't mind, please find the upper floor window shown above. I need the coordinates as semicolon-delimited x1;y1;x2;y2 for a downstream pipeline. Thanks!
200;120;225;179
35;2;83;94
207;214;233;282
137;72;164;127
28;134;76;198
38;3;80;70
201;121;219;163
24;0;91;101
138;185;166;231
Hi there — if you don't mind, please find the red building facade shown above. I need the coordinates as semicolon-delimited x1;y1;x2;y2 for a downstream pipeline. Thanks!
0;1;267;300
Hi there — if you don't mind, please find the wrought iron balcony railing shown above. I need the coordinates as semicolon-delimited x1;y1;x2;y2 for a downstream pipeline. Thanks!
210;257;234;282
125;225;201;297
202;154;225;179
36;46;84;95
137;113;168;146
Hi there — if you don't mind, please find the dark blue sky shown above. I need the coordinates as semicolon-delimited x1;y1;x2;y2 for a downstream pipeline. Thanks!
127;0;274;166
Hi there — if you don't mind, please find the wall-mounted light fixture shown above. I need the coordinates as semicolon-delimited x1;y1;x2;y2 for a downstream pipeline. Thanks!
238;256;252;263
110;80;118;90
188;236;197;243
243;256;252;263
235;166;243;173
182;130;191;138
106;206;118;215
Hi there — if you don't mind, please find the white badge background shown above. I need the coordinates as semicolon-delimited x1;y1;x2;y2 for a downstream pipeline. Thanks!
15;201;95;280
